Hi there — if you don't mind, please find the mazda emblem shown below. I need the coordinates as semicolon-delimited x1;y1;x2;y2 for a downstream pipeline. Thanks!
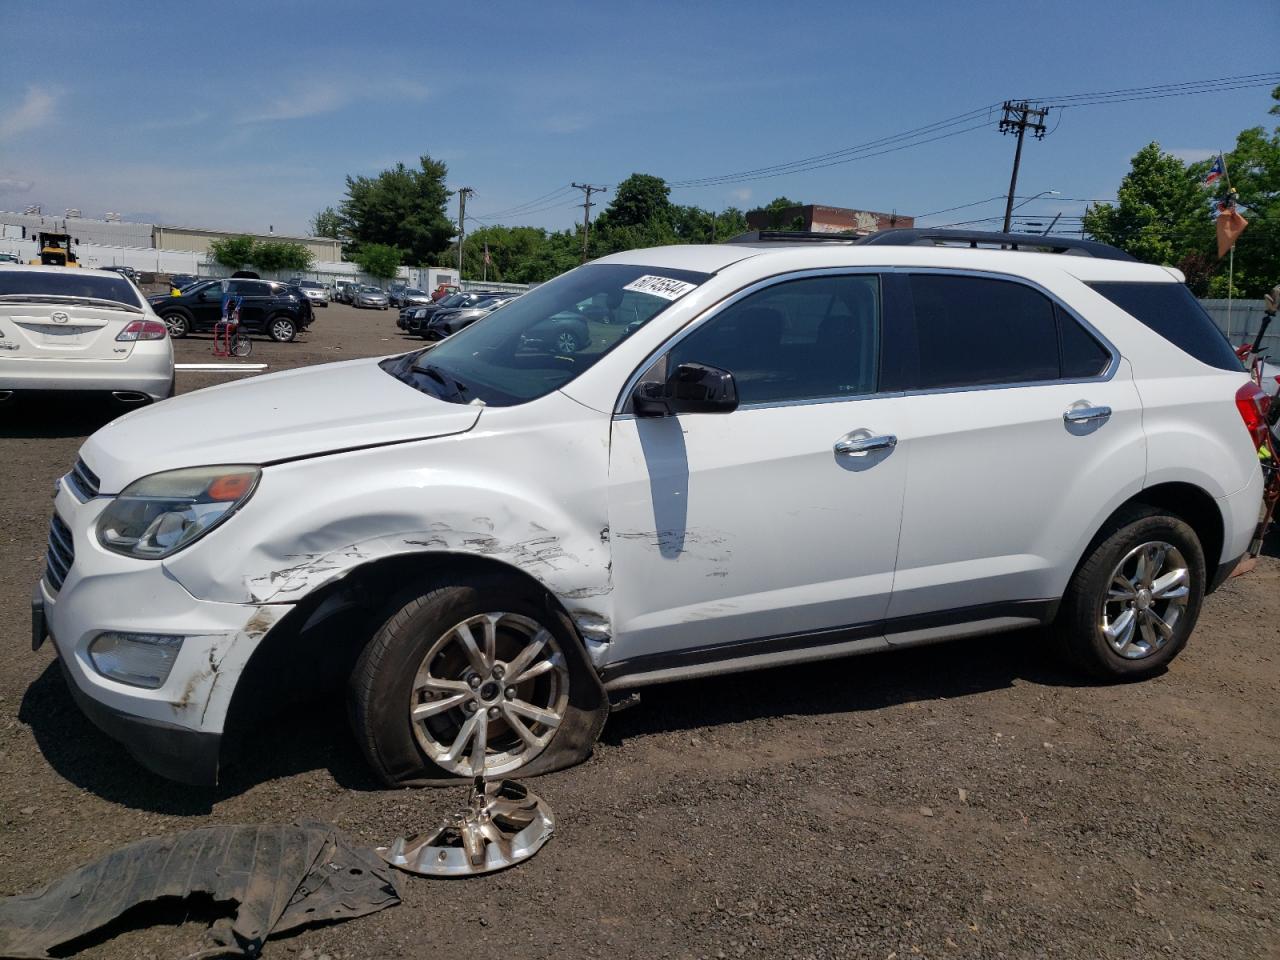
51;311;69;324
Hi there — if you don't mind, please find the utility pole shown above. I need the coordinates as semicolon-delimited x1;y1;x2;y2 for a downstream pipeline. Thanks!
998;101;1049;233
457;187;474;275
572;182;607;264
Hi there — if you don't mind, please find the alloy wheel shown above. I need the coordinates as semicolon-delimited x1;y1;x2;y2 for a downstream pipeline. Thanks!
1099;540;1190;659
409;612;569;777
556;331;579;353
270;318;295;342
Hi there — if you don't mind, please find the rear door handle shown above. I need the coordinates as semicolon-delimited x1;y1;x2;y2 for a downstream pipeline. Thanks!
1063;404;1112;424
834;431;898;457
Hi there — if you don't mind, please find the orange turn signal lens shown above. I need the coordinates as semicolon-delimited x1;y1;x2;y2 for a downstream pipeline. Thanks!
206;473;256;501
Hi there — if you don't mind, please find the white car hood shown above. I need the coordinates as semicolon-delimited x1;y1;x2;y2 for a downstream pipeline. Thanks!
81;356;482;492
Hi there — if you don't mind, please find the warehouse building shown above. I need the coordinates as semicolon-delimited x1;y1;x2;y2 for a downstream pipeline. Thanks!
745;204;913;236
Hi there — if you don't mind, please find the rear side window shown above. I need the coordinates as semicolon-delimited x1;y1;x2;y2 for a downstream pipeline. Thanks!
1088;281;1241;371
907;275;1059;389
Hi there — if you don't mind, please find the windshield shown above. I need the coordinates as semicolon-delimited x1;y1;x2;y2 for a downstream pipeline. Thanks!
0;270;143;307
299;280;322;288
405;288;425;296
382;262;710;406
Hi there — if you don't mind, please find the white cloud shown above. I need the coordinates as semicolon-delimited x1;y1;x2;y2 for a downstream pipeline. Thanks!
237;76;429;124
0;177;34;193
731;188;752;204
1169;147;1217;163
0;87;59;138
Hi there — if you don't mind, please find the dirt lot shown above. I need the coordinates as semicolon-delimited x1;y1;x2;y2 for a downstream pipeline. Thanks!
1;303;1277;959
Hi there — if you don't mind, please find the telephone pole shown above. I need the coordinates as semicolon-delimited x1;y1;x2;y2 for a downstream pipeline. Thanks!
998;101;1049;233
457;187;474;275
572;182;607;264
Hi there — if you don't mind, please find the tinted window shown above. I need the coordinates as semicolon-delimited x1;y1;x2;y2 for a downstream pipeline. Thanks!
0;269;142;306
1058;306;1111;378
666;274;880;405
1088;281;1242;371
908;275;1059;389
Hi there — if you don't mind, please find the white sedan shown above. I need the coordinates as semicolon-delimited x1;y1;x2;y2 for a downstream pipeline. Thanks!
0;264;174;404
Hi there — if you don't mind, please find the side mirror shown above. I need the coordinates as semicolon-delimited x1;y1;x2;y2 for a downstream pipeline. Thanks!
633;362;738;417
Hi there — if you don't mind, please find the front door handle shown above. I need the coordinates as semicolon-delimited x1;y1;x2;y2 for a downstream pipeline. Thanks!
834;431;898;457
1063;404;1112;425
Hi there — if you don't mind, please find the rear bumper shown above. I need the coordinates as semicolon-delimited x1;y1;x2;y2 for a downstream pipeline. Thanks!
0;346;173;400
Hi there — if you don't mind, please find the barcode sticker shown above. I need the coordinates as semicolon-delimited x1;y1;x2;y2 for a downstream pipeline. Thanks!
622;275;697;301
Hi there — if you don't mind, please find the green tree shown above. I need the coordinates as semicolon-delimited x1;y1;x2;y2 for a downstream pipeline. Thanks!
340;155;454;264
1082;143;1208;266
208;235;256;270
250;240;314;273
310;206;343;239
602;174;672;229
353;242;403;279
748;196;806;231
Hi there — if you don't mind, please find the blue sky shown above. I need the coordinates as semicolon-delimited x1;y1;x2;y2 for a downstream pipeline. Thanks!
1;0;1277;237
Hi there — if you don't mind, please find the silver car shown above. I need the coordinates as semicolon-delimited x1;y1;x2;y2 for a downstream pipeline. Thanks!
294;280;329;308
0;265;174;404
353;285;390;310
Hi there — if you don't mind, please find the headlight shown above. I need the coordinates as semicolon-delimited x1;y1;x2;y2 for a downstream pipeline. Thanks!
96;465;260;559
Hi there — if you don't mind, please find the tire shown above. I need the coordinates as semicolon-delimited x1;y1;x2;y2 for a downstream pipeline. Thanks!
1054;506;1205;680
267;316;296;343
555;330;580;354
349;570;608;787
231;335;252;358
161;310;190;338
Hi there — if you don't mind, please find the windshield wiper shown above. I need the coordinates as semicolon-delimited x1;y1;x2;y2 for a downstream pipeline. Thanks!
411;361;470;401
0;294;143;313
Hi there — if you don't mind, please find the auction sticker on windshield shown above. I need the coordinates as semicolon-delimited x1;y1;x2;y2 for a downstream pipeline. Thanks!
622;275;697;301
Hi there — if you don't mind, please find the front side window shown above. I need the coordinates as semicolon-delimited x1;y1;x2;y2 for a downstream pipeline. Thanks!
907;274;1061;389
383;262;711;406
665;274;881;405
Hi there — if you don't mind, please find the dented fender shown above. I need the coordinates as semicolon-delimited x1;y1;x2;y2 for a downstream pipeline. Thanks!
162;391;617;657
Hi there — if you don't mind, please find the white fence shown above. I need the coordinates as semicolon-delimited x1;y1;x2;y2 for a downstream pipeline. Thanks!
1201;299;1271;351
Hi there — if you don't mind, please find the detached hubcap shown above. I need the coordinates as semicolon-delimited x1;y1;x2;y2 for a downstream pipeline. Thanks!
410;612;569;776
1099;541;1190;659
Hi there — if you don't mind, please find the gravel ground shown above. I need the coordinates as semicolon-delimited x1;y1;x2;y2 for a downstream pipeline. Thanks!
1;303;1277;960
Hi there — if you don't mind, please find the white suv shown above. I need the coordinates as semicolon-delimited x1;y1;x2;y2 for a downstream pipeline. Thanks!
31;229;1265;787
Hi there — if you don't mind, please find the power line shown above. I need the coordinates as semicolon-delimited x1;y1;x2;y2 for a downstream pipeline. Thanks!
998;101;1050;232
471;184;577;221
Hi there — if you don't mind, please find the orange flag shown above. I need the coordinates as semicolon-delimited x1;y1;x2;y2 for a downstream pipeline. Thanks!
1217;204;1248;258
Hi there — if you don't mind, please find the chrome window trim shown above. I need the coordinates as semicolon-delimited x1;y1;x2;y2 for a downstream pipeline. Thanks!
611;265;1119;416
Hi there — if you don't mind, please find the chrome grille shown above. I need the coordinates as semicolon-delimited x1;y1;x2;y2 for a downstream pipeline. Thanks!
66;457;100;501
45;513;74;592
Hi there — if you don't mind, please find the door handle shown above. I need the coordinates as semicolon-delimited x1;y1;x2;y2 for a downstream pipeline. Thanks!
834;431;898;457
1063;404;1112;424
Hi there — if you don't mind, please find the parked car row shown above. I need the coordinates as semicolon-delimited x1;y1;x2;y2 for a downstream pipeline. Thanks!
397;290;515;339
149;278;314;342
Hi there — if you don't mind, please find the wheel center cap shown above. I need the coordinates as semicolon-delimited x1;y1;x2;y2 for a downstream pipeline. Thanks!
479;681;501;703
1136;589;1152;611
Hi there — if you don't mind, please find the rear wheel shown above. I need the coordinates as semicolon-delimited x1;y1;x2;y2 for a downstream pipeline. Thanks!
231;334;252;358
349;572;607;785
268;316;296;343
1055;507;1205;679
556;330;581;354
161;311;190;338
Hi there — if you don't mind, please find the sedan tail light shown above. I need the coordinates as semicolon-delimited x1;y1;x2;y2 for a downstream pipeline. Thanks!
116;320;169;342
1235;381;1271;449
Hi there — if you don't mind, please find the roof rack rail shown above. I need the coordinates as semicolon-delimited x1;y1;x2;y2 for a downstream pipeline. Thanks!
726;230;861;245
854;228;1135;261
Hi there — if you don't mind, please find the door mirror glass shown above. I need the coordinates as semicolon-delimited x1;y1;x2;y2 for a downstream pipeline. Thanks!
634;362;738;417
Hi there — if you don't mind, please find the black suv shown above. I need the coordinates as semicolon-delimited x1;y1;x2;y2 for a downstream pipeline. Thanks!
149;278;314;342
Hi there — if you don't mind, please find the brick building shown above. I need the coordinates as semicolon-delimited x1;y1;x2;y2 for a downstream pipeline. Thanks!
745;204;912;236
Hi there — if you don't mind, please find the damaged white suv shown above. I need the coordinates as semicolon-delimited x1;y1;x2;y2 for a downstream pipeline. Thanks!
33;229;1264;787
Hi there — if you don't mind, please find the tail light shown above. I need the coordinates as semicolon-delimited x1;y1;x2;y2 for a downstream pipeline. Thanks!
1235;381;1271;448
116;320;168;342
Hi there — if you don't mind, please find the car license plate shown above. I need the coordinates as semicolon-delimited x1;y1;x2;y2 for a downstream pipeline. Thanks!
31;583;47;651
39;325;86;344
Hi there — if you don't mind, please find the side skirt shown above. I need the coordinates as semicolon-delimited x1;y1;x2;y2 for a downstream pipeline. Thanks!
600;599;1057;691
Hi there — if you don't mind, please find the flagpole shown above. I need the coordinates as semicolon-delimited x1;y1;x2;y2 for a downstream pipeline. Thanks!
1227;246;1234;341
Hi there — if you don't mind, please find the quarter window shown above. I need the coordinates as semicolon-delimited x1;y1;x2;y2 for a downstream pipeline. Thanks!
666;274;881;405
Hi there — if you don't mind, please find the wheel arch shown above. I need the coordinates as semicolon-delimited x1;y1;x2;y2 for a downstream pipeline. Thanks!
221;550;605;757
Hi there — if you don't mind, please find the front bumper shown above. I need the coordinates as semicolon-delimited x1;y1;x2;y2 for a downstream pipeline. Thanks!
34;477;294;784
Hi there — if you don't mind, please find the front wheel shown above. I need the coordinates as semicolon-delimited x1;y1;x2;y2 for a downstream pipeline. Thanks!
349;573;608;785
231;334;252;358
1055;507;1205;679
268;316;297;342
555;330;581;354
